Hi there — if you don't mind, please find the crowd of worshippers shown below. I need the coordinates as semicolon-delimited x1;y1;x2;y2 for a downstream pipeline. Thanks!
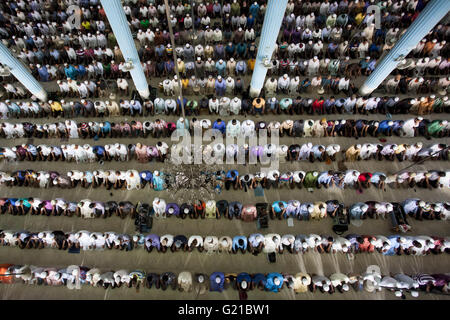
0;168;449;191
1;196;448;222
1;95;449;119
0;142;448;164
1;117;449;140
0;142;170;163
1;227;449;258
3;263;449;298
0;0;448;98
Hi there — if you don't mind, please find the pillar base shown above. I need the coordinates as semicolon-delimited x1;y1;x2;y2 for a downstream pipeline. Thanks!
359;84;374;96
34;89;47;102
138;88;150;99
249;87;261;98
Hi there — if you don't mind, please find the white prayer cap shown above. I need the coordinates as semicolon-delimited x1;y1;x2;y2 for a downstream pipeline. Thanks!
274;278;281;286
388;121;394;126
410;99;416;104
241;280;247;289
345;56;350;60
411;291;419;298
442;120;448;125
313;56;318;60
361;204;369;211
421;39;426;43
420;97;426;102
395;291;402;297
394;97;399;102
341;120;346;124
432;39;437;43
218;75;222;80
323;284;330;291
342;284;349;291
441;40;446;44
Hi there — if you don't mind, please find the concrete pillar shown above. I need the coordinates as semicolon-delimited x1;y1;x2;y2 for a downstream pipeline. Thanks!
0;43;47;101
249;0;288;97
359;0;450;96
100;0;149;98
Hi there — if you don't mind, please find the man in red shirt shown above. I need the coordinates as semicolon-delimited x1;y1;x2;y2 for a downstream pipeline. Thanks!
312;97;325;115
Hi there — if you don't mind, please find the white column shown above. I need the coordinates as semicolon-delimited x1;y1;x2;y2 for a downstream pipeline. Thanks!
0;43;47;101
359;0;450;96
249;0;288;97
100;0;150;98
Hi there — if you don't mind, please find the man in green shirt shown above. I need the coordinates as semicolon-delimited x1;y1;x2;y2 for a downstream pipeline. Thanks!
140;19;150;29
107;32;117;47
231;0;240;16
187;100;198;116
303;171;319;189
427;120;447;137
280;98;293;114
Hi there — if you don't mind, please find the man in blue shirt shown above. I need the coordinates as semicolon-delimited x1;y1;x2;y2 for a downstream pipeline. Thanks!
212;119;226;134
99;121;111;138
64;64;78;80
232;236;247;254
271;201;287;220
139;171;153;188
251;273;266;290
225;170;239;190
210;272;225;292
37;65;49;82
249;2;260;19
93;145;106;161
235;60;247;76
265;273;284;292
228;201;242;219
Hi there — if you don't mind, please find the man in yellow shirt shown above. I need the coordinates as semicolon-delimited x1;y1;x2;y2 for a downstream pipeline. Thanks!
355;12;365;25
252;97;265;115
81;20;91;31
247;58;255;71
50;100;63;117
